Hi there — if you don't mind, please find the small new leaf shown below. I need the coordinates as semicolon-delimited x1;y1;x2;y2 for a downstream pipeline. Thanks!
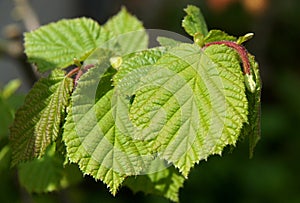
204;30;237;43
244;74;256;93
182;5;208;37
10;70;73;166
102;7;148;55
240;54;261;157
237;33;254;45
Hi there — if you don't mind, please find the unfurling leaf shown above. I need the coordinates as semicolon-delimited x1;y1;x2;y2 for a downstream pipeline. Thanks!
182;5;208;37
10;70;73;166
240;55;261;157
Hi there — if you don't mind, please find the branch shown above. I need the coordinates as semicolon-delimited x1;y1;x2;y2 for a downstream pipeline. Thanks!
13;0;40;31
0;0;42;86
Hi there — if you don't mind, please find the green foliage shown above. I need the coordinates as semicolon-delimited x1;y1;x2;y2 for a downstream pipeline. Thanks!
0;79;23;139
9;5;261;202
0;81;24;203
18;143;82;193
0;98;14;139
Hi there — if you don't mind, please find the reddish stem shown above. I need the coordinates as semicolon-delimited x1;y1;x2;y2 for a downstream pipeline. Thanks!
83;64;95;71
203;41;251;75
66;64;95;86
74;64;95;86
66;67;80;78
74;70;83;86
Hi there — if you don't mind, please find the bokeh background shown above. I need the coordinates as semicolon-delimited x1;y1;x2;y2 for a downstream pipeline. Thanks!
1;0;299;202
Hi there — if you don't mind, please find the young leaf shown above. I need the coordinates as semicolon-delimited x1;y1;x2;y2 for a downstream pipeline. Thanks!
182;5;208;37
236;33;254;45
102;7;148;55
24;18;104;72
18;143;82;193
10;70;73;166
204;30;237;43
128;43;248;177
240;54;261;157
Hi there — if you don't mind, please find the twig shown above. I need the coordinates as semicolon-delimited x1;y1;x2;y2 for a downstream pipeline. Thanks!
0;0;42;86
13;0;40;31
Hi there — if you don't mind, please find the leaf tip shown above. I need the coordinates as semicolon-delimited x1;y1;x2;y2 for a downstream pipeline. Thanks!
237;32;254;45
182;4;208;37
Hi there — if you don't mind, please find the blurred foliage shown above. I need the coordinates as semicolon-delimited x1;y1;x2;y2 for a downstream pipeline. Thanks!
0;79;24;203
1;0;300;202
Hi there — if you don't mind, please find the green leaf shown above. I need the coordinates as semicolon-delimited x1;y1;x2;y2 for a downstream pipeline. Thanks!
204;30;237;43
113;47;166;88
102;7;148;55
18;143;82;193
128;43;248;177
63;52;157;194
182;5;208;37
80;7;149;68
125;163;185;202
63;106;127;195
10;70;73;166
24;18;103;72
